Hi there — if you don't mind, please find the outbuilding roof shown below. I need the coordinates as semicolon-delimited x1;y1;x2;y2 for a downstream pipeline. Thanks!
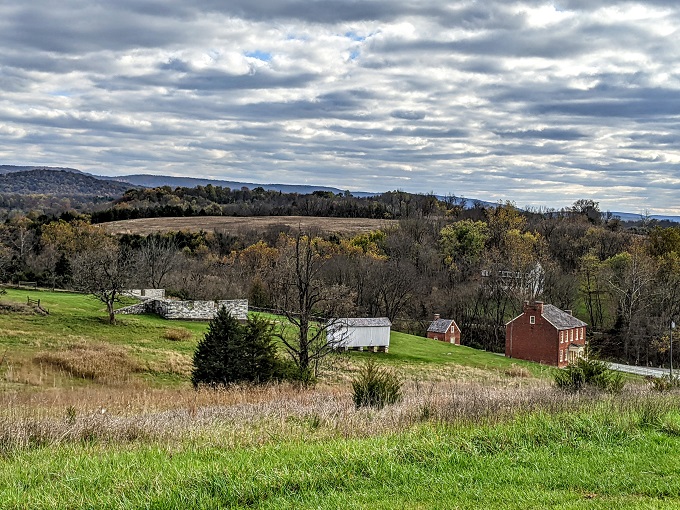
541;304;587;330
427;318;457;334
332;317;392;327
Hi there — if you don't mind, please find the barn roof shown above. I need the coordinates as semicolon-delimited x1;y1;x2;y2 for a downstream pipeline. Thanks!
427;318;457;333
333;317;392;327
542;304;587;330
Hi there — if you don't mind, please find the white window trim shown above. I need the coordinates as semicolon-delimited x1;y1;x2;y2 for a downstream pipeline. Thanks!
530;316;535;325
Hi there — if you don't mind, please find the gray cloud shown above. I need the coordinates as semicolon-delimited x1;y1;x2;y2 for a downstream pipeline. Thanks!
1;0;680;214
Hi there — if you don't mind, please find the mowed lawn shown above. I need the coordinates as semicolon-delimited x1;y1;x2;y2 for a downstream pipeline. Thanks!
0;287;548;389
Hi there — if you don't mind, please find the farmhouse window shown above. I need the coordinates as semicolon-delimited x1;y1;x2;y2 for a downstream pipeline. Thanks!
530;316;535;325
560;331;563;343
560;350;563;362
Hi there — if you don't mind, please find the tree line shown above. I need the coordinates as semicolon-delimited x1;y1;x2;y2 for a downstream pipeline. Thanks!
1;194;680;369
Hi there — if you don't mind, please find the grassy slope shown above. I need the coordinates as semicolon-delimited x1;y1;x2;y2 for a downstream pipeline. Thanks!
0;288;207;388
0;288;548;389
1;289;678;508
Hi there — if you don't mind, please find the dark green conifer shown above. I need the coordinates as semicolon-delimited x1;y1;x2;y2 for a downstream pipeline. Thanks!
191;307;278;387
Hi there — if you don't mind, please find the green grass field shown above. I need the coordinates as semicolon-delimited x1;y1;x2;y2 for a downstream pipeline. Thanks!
0;288;208;388
2;406;680;509
1;287;678;509
0;287;547;390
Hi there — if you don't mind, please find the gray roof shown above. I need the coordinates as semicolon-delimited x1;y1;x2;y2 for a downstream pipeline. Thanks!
427;318;457;334
542;304;587;329
333;317;392;327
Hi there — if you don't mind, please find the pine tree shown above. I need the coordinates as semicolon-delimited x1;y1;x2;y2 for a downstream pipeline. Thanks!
241;315;278;383
191;307;278;387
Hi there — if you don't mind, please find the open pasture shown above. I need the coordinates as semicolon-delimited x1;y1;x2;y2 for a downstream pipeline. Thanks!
98;215;398;236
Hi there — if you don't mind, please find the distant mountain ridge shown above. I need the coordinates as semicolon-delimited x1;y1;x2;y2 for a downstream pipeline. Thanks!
0;168;133;197
103;173;376;197
0;165;84;175
1;165;678;222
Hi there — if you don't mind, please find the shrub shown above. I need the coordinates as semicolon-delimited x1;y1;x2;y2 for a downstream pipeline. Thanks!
163;328;193;341
191;308;279;387
554;357;624;393
504;364;531;378
352;358;402;409
650;374;680;392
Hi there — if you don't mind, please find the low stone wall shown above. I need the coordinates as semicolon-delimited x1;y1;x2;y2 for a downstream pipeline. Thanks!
115;302;149;315
156;299;248;321
115;298;248;321
123;289;166;300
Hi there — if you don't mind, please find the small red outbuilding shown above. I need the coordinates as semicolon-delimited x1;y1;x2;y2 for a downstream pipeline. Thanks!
427;314;461;345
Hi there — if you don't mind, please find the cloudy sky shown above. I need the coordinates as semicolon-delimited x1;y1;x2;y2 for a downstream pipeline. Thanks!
1;1;680;213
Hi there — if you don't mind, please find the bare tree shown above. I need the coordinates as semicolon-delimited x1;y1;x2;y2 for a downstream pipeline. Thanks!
604;243;656;362
273;232;351;380
72;242;136;324
136;236;180;289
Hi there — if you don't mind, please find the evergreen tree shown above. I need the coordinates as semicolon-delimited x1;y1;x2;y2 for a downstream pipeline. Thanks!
191;307;278;387
54;252;71;288
241;315;278;383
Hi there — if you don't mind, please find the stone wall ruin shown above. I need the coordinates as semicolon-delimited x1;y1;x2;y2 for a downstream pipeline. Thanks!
115;298;248;321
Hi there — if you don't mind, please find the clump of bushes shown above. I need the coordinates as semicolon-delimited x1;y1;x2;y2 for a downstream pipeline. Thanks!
554;357;624;393
163;328;193;341
650;374;680;392
352;358;402;409
0;300;34;314
504;364;531;378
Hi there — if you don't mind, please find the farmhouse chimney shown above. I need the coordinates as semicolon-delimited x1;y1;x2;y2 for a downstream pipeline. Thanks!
523;301;544;314
433;313;440;321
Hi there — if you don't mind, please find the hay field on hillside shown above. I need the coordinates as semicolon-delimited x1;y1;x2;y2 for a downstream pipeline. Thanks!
99;216;397;235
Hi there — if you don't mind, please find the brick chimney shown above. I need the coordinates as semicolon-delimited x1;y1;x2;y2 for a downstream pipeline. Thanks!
433;313;440;321
523;301;544;314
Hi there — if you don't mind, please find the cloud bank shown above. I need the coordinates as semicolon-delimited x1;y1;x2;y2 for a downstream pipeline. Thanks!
1;1;679;213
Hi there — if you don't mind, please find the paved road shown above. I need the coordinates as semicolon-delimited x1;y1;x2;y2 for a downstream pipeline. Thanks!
608;362;673;378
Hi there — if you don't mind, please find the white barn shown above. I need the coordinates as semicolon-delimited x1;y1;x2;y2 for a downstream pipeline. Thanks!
327;317;392;352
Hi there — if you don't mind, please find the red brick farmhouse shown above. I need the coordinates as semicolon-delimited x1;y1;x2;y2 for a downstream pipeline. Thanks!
505;301;587;367
427;314;461;344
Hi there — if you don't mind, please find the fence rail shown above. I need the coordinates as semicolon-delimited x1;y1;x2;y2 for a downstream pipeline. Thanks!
27;296;49;315
18;281;38;289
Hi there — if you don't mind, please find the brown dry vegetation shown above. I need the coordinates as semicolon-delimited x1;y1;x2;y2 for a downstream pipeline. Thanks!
504;364;532;378
163;327;193;341
0;379;668;453
33;342;143;383
0;301;35;315
99;215;397;236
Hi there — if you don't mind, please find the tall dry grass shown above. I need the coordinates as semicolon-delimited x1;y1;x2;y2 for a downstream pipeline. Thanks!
1;379;676;454
33;342;142;383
